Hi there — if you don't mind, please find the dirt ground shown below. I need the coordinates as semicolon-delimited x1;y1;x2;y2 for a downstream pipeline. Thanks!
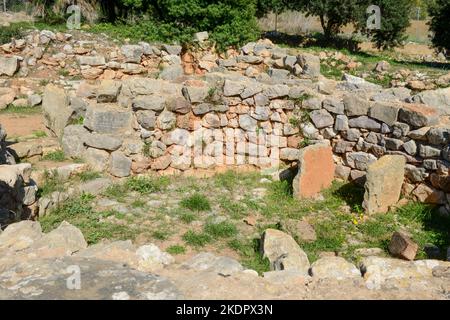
0;113;45;138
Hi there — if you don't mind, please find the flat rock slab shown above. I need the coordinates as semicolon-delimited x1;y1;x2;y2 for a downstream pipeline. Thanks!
293;144;335;199
0;257;182;300
363;155;406;214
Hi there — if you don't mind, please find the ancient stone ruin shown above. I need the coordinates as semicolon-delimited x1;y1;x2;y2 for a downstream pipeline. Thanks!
0;27;449;300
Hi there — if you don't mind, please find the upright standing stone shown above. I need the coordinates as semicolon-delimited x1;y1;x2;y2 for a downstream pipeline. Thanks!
293;144;335;199
363;155;406;214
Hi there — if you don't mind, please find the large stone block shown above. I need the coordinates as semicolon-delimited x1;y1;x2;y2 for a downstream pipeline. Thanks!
84;105;133;134
261;229;310;275
293;144;335;199
369;102;400;126
398;103;439;128
42;85;73;138
363;155;406;214
0;56;19;76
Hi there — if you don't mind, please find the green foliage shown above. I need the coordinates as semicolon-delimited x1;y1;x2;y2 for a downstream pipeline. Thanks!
42;150;66;162
204;221;238;238
126;176;169;194
75;170;102;182
358;0;413;50
228;238;271;274
428;0;450;54
40;193;135;244
182;230;212;247
91;0;260;51
0;23;24;44
180;193;211;211
38;170;65;197
166;245;186;255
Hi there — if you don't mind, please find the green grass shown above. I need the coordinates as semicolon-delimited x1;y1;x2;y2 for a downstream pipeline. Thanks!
126;176;170;194
74;170;102;182
40;193;136;245
32;130;47;138
42;150;66;162
166;245;186;255
131;199;146;208
228;238;271;275
38;170;66;197
204;221;238;238
0;105;41;115
183;230;212;247
152;229;171;240
179;211;197;224
180;193;211;211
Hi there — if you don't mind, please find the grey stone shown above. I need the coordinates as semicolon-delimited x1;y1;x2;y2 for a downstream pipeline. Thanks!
345;152;377;170
251;106;270;121
302;97;322;110
385;138;404;151
62;125;88;158
0;56;19;76
262;229;310;275
323;98;345;114
344;95;370;116
423;159;437;171
419;145;441;158
157;110;176;130
427;127;450;145
109;151;132;178
97;80;122;103
398;105;439;128
402;140;417;156
392;122;410;138
182;86;209;104
76;55;106;66
192;103;213;115
239;114;257;132
263;85;290;99
405;164;428;183
369;102;399;126
280;148;301;161
121;45;144;63
310;109;334;129
343;129;361;142
297;53;320;78
237;55;263;64
42;85;73;138
136;110;156;130
182;252;243;276
83;148;110;172
348;116;381;131
159;65;183;80
333;141;356;154
162;44;182;55
84;106;133;134
334;115;349;131
223;80;245;97
408;127;430;140
132;95;166;111
309;257;361;280
84;133;123;151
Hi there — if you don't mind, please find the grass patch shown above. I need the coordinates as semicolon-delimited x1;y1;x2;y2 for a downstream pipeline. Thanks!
228;238;270;275
179;212;197;224
166;245;186;255
126;176;169;194
180;193;211;211
42;150;66;162
0;105;41;115
131;199;146;208
183;230;212;247
40;193;136;244
103;183;128;202
74;170;102;182
204;221;238;238
152;229;171;241
38;170;66;197
32;130;47;138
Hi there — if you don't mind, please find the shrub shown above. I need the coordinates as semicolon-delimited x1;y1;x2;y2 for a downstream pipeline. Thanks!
428;0;450;55
358;0;413;50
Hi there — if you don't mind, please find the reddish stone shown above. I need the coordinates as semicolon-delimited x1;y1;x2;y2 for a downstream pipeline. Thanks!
293;144;335;199
388;232;418;261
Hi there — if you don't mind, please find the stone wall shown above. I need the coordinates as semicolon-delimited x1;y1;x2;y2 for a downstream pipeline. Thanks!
32;38;450;214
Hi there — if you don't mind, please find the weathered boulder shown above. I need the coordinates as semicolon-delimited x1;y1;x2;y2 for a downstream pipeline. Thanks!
398;103;439;128
261;229;310;275
61;125;89;158
42;85;73;138
309;256;361;280
363;155;406;214
293;144;335;199
182;252;243;276
0;56;19;76
109;151;132;177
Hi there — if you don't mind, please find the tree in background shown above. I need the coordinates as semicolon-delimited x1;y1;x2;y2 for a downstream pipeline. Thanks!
428;0;450;55
357;0;413;50
256;0;288;32
290;0;363;39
